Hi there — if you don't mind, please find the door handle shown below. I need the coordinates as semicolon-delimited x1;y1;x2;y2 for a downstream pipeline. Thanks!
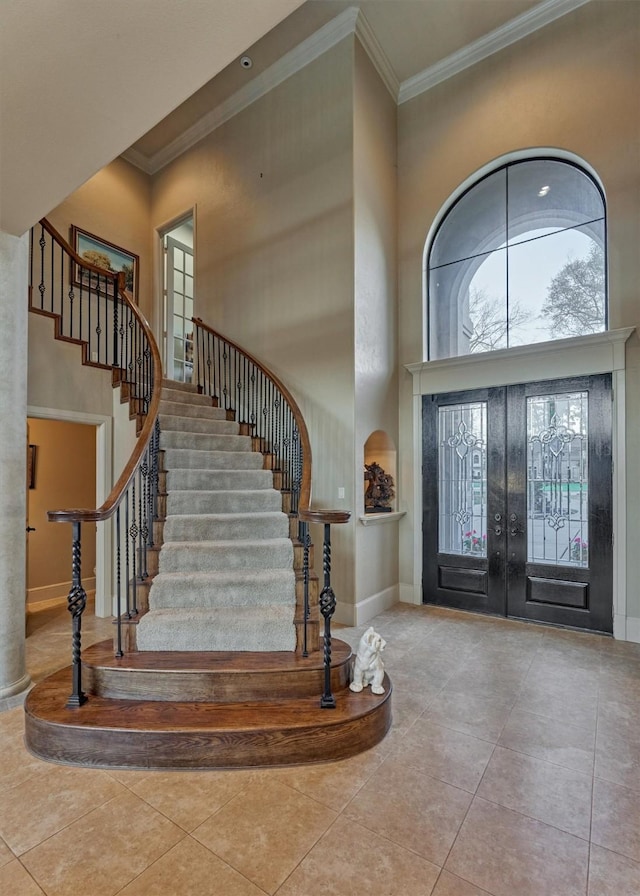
509;513;522;537
26;526;36;532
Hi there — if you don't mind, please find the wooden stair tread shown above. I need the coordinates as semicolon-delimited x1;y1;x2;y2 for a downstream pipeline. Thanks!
84;639;349;673
26;666;389;730
24;662;392;769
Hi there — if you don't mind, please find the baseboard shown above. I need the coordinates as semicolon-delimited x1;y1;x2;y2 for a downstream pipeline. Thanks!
624;616;640;644
27;580;96;611
334;587;399;627
399;582;421;605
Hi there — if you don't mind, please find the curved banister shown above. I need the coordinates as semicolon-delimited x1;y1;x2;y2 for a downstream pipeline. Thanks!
48;288;162;524
30;217;163;524
192;317;349;526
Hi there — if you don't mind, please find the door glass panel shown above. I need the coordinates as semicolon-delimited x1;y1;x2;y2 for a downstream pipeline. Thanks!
438;402;487;556
527;391;588;567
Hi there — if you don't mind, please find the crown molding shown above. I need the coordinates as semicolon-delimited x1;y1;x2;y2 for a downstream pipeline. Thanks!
122;0;591;175
355;10;399;100
121;146;155;175
127;6;359;175
398;0;592;104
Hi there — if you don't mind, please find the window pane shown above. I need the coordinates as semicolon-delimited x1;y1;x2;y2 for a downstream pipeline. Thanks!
527;391;589;567
173;248;184;272
508;160;605;247
508;220;605;345
185;253;193;277
438;402;487;556
430;167;507;269
467;248;509;354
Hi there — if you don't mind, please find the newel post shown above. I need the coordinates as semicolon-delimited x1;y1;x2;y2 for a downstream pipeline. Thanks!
319;523;337;709
66;521;88;707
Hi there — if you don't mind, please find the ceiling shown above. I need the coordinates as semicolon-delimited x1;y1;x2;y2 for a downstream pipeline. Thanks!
127;0;587;169
0;0;304;236
0;0;589;236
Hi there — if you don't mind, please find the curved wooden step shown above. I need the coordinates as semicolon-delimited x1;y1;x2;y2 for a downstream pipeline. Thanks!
24;642;392;769
82;639;351;702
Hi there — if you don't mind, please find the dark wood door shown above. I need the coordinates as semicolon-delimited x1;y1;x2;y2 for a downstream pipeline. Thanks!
422;374;612;633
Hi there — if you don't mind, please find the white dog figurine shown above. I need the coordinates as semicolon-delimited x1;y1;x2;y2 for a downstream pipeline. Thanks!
349;627;386;694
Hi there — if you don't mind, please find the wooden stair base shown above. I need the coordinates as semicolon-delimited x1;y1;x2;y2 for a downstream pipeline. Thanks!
24;640;392;769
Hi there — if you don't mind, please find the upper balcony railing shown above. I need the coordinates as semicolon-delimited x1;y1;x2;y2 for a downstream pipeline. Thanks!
29;219;162;707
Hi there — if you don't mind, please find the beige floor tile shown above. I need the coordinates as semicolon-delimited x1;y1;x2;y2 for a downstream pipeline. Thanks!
514;683;598;733
0;762;125;855
498;708;595;775
118;836;266;895
592;777;640;863
391;718;495;792
595;728;640;794
423;689;514;743
276;814;440;896
597;697;640;744
192;778;336;893
477;745;592;839
432;870;495;896
344;756;472;866
0;835;14;868
0;736;51;795
0;860;45;895
260;745;385;811
588;844;640;896
21;791;185;896
116;768;255;831
445;797;589;896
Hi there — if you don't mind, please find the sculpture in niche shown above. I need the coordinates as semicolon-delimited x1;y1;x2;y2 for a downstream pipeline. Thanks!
349;627;386;695
364;461;395;513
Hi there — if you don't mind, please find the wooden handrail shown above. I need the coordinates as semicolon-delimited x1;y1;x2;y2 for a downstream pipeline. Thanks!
193;317;349;526
39;221;163;524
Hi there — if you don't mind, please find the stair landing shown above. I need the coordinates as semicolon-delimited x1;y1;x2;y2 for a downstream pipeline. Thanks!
24;640;392;769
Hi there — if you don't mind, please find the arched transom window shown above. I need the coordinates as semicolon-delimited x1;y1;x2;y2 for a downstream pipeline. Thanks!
426;157;607;360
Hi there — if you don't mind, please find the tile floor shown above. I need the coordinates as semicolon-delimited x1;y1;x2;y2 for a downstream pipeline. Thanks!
1;601;640;895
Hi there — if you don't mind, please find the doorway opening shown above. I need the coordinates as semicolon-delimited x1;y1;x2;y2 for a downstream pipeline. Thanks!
26;417;97;612
160;213;194;383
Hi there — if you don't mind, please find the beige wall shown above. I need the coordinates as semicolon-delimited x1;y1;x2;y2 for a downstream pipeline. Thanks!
151;38;359;605
353;41;399;618
397;2;640;619
27;418;96;603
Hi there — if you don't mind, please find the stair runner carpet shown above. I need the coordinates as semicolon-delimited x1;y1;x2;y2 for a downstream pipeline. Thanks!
136;381;297;652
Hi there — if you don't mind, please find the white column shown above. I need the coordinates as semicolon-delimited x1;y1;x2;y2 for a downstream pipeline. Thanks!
0;230;31;697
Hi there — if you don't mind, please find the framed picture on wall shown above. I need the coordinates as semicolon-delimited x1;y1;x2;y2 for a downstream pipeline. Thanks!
71;226;139;300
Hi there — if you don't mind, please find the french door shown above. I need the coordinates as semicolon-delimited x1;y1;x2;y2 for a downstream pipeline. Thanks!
422;374;613;633
165;235;194;383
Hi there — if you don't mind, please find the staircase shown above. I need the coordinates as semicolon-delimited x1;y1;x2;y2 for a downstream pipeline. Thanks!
136;379;298;653
23;221;392;769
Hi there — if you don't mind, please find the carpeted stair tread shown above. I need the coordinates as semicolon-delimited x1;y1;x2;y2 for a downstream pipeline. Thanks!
159;414;241;435
159;539;293;572
160;431;252;451
136;606;297;652
163;512;290;541
166;469;274;491
167;489;283;514
162;448;264;471
148;568;295;609
159;400;228;420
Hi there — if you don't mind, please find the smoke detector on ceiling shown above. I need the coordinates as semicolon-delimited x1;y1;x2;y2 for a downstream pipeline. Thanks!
240;55;253;69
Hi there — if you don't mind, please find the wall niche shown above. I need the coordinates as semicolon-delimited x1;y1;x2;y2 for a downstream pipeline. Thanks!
364;430;397;515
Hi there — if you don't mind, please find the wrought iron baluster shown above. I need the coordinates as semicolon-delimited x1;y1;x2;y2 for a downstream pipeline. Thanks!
66;522;88;707
300;520;311;657
319;523;337;708
115;506;123;657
